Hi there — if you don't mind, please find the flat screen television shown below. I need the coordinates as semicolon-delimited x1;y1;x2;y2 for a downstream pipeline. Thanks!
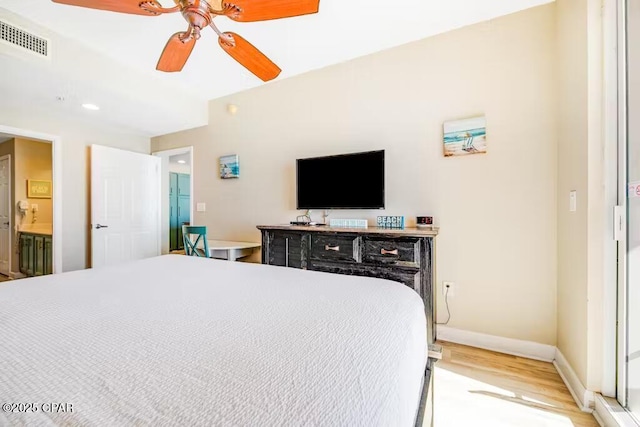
296;150;385;210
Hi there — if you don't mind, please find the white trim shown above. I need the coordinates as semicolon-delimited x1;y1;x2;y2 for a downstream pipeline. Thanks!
0;125;62;274
595;393;640;427
553;348;595;412
151;146;194;158
436;325;556;362
595;407;608;427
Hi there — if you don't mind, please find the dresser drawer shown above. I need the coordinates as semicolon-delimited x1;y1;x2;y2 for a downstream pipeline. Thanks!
310;234;360;262
363;237;420;267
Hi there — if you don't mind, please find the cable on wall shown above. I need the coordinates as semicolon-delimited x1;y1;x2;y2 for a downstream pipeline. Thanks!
436;286;451;325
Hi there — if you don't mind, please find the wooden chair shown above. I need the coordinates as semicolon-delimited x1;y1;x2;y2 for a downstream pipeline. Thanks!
182;225;209;258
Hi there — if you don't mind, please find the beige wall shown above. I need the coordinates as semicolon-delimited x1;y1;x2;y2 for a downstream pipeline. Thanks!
556;0;589;386
556;0;605;391
153;5;559;345
0;107;150;272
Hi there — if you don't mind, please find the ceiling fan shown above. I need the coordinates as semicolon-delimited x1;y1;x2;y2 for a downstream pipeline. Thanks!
51;0;320;81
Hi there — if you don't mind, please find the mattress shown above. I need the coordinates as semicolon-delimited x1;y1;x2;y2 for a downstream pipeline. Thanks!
0;255;427;427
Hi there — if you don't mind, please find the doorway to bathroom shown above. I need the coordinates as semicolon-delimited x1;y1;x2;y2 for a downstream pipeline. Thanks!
168;152;191;252
0;133;54;281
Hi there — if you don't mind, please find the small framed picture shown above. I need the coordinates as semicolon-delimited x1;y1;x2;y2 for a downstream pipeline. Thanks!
27;179;52;198
219;155;239;179
443;116;487;157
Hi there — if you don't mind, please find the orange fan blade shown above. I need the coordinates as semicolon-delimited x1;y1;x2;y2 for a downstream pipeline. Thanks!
157;33;197;72
51;0;162;16
225;0;319;22
218;32;281;82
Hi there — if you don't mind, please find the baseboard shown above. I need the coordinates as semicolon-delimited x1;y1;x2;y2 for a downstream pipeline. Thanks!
9;271;25;279
553;348;594;412
436;327;611;418
436;325;556;362
594;407;607;427
594;394;639;427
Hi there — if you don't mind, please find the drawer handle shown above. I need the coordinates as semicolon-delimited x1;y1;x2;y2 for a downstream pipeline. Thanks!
325;245;340;252
381;248;399;256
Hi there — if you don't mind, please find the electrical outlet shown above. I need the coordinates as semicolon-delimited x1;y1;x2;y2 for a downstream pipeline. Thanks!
443;281;455;297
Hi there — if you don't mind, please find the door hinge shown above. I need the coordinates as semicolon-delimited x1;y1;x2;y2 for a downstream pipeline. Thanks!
614;205;625;241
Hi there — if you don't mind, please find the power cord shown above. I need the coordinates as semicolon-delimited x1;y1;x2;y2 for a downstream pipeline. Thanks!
436;284;451;325
322;209;330;224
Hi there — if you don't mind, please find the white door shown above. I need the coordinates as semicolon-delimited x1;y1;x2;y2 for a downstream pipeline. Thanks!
91;145;161;268
0;155;10;276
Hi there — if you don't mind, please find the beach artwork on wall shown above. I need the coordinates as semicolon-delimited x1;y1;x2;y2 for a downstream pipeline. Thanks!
219;154;239;179
443;116;487;157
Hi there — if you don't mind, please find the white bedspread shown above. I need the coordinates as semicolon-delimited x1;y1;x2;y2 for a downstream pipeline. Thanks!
0;255;427;427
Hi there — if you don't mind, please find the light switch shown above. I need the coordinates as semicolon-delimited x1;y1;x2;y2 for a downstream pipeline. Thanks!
196;202;206;212
569;191;577;212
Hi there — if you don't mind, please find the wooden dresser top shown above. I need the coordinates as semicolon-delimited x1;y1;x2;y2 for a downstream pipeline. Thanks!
257;224;439;237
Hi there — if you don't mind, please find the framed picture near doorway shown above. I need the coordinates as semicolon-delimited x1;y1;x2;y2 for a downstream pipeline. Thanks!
27;179;52;198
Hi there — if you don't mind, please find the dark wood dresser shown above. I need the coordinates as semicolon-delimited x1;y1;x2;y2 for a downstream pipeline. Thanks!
256;224;439;343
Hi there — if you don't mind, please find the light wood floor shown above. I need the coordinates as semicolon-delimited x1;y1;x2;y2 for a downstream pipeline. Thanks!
434;341;598;427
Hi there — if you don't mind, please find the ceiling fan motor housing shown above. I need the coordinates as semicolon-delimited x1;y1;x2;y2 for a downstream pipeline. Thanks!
178;0;214;37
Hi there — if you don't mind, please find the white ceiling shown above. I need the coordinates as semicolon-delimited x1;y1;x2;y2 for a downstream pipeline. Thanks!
0;0;553;136
170;152;190;167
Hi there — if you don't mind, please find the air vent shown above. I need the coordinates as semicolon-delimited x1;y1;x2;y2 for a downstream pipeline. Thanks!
0;20;50;58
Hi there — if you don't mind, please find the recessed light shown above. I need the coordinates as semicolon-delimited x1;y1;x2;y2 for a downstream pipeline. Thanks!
177;160;186;164
82;103;100;111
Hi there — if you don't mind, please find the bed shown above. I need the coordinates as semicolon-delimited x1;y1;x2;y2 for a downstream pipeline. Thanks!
0;255;428;426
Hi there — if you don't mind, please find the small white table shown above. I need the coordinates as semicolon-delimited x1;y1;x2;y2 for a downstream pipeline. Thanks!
207;240;261;261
